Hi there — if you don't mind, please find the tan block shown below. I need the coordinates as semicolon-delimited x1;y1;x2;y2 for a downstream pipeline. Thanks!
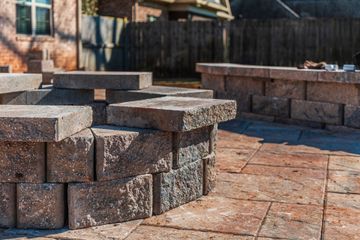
307;82;360;105
270;67;318;81
201;73;225;92
17;183;65;229
203;153;216;195
265;79;305;99
291;100;343;125
252;95;290;118
0;183;16;228
226;76;265;96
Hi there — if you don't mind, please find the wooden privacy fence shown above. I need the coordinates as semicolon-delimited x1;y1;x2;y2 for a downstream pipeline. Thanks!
82;16;360;78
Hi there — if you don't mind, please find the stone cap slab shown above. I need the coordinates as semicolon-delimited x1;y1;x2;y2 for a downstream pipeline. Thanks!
106;86;214;103
53;71;153;90
196;63;360;83
0;74;42;94
107;96;236;132
0;105;93;142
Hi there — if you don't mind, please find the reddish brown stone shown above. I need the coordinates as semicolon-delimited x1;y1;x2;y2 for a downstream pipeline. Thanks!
216;147;256;173
47;129;94;183
68;175;153;229
329;155;360;172
265;79;305;99
259;203;323;239
17;183;65;229
0;142;45;183
307;82;360;105
328;170;360;194
0;183;16;228
144;195;270;236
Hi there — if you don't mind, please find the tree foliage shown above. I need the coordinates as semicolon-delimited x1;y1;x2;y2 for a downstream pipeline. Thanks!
82;0;99;16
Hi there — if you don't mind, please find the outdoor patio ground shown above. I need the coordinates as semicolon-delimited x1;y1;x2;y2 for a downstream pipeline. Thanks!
1;119;360;240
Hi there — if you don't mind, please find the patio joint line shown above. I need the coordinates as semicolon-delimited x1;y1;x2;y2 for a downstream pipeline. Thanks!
320;155;330;240
255;202;272;238
122;220;144;240
238;144;263;173
246;162;326;171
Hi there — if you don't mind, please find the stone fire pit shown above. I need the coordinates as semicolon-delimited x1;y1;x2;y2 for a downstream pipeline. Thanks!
0;72;236;230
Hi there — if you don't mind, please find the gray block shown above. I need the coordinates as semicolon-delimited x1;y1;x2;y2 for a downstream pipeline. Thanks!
0;183;16;228
17;183;65;229
107;97;237;132
0;92;27;105
345;105;360;128
153;160;203;215
173;126;210;169
88;101;107;125
68;175;153;229
106;86;213;103
0;74;42;94
54;71;153;90
47;129;94;183
92;125;172;181
252;95;290;118
0;142;45;183
0;105;92;142
26;89;94;105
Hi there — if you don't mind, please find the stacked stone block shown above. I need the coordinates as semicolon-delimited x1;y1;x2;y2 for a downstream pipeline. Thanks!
197;63;360;129
0;71;236;230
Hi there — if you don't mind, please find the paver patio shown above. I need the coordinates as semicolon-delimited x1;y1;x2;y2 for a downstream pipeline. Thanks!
2;119;360;239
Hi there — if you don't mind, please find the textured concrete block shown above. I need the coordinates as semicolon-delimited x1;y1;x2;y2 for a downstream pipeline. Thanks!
201;73;225;92
173;126;210;169
68;175;153;229
54;71;152;90
217;91;251;114
0;65;12;73
106;86;213;104
153;160;203;215
0;105;92;142
265;79;305;99
17;183;65;229
92;126;172;180
0;142;45;183
226;76;265;96
307;82;360;105
345;105;360;128
26;89;94;105
47;129;94;183
107;97;236;132
0;74;42;94
203;153;216;195
0;183;16;228
27;60;54;73
269;67;318;81
0;92;27;105
88;101;107;125
227;64;270;78
291;100;343;125
252;95;290;118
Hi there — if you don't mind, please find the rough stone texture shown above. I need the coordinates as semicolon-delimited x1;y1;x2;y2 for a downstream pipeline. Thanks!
252;95;290;118
106;86;213;104
265;79;306;99
0;105;92;142
291;99;343;125
269;67;318;81
92;125;172;181
153;160;203;215
88;101;107;125
173;126;210;169
107;96;237;132
47;129;94;183
0;74;42;94
0;91;27;104
210;124;218;153
0;142;45;183
27;60;55;73
201;73;225;92
68;175;153;229
17;183;65;229
226;76;265;96
307;82;360;105
318;71;360;84
203;153;216;195
0;65;12;73
26;89;94;105
54;71;153;90
344;105;360;128
0;183;16;228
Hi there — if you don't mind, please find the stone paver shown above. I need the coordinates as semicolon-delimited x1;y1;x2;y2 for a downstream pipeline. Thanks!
3;119;360;239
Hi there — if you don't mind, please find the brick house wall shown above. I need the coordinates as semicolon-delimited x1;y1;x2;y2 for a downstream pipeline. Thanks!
98;0;167;22
0;0;79;73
